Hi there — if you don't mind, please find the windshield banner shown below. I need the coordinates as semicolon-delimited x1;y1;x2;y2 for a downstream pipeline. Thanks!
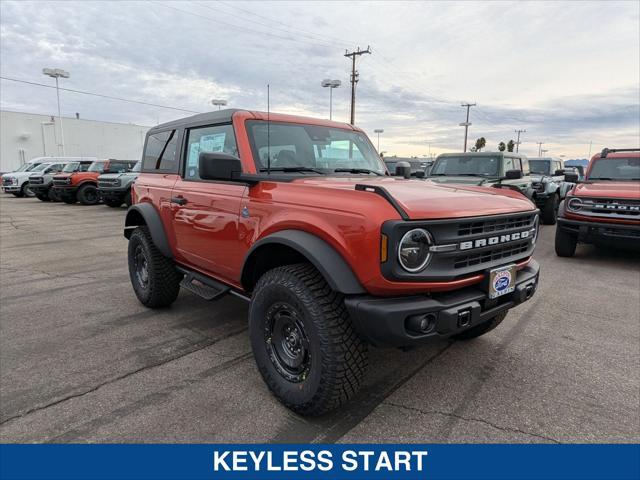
1;444;638;479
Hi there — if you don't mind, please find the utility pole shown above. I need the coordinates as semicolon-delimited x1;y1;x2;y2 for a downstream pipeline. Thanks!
537;142;544;157
514;129;526;153
459;102;476;152
344;46;371;125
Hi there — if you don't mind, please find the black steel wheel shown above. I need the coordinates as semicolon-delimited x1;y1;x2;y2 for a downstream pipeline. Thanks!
77;184;99;205
249;263;368;416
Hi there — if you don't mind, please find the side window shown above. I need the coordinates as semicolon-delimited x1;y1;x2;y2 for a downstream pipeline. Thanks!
80;162;91;172
184;124;237;180
143;130;178;173
46;163;62;173
503;157;517;172
520;157;529;174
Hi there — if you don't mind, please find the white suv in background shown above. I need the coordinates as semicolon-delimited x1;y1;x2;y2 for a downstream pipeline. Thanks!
1;156;97;197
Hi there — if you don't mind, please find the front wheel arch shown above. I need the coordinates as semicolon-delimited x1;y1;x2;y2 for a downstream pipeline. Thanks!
124;203;173;258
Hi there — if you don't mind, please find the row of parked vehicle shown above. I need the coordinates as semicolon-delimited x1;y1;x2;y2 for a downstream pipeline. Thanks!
1;157;140;207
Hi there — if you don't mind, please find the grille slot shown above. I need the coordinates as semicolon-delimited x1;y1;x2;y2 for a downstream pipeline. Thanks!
457;214;536;236
29;177;44;184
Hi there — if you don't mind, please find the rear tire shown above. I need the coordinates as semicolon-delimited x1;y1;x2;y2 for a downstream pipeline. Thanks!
555;226;577;257
453;311;508;340
77;184;100;205
128;226;182;308
249;263;368;416
541;194;559;225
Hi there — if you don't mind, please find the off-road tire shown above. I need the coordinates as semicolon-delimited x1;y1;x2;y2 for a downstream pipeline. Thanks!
36;193;50;202
124;189;132;207
453;311;508;340
249;263;368;416
77;184;100;205
20;183;35;198
555;226;577;257
104;198;123;208
128;226;181;308
541;194;559;225
48;188;61;202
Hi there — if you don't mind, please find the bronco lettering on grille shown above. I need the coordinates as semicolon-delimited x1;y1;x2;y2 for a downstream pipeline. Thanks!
459;229;533;250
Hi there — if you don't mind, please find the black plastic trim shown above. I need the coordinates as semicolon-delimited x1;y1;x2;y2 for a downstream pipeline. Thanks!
124;203;173;258
241;230;365;294
355;184;409;220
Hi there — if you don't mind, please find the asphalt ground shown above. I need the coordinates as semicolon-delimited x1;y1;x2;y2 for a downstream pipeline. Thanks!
0;194;638;443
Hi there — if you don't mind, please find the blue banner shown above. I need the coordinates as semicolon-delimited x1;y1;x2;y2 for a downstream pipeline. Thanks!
1;444;638;480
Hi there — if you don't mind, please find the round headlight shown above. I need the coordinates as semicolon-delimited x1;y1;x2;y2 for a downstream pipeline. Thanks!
567;197;583;212
398;228;433;272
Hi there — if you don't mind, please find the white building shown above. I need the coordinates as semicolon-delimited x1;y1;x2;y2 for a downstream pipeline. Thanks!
0;110;150;172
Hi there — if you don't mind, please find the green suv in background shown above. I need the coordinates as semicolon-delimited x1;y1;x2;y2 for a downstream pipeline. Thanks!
427;151;569;224
97;161;140;207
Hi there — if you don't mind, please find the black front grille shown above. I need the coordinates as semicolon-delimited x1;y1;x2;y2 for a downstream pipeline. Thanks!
458;213;536;236
98;180;118;188
53;178;69;186
453;241;530;269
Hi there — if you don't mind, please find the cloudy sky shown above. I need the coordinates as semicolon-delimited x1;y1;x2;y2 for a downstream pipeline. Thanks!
1;0;638;158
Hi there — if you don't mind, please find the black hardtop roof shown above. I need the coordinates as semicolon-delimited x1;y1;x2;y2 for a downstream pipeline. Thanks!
437;151;528;159
148;109;242;133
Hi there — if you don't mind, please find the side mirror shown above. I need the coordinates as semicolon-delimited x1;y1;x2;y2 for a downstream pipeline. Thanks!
413;171;425;179
505;169;523;180
564;172;579;183
395;161;411;179
199;152;242;181
554;169;564;176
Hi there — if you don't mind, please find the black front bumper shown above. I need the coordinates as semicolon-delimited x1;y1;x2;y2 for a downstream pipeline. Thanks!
29;184;51;194
99;188;127;201
345;260;540;347
557;217;640;244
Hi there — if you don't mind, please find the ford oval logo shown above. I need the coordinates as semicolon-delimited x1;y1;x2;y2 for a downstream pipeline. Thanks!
494;272;511;292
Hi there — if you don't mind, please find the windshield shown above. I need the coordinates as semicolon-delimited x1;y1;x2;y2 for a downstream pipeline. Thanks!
62;162;80;172
15;163;34;172
32;163;48;172
430;156;500;176
131;161;141;172
246;121;385;175
87;161;106;173
529;159;551;175
588;158;640;181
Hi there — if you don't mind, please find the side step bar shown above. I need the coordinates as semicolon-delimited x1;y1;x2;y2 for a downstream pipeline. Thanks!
176;266;230;301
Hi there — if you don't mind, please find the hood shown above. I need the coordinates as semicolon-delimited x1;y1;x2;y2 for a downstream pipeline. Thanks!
99;172;139;180
427;176;496;186
572;181;640;200
290;176;535;220
7;171;37;180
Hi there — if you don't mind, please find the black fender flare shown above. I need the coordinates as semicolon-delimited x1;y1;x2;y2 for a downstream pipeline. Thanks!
242;230;365;295
124;203;172;258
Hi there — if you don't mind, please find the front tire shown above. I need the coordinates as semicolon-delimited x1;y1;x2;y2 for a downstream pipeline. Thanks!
21;183;35;198
541;194;559;225
77;184;100;205
127;226;182;308
555;226;577;257
36;193;50;202
249;263;368;416
123;189;132;207
453;311;507;340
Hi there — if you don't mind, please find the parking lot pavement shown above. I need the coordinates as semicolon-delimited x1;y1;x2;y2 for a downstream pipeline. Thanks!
0;194;638;444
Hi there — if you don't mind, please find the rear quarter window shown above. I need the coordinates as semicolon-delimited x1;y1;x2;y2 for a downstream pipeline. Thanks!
142;130;179;173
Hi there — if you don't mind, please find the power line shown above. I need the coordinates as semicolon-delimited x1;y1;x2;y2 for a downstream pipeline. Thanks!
155;1;340;50
0;76;203;113
210;1;355;48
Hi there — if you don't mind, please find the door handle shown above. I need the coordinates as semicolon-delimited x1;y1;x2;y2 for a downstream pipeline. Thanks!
171;196;187;206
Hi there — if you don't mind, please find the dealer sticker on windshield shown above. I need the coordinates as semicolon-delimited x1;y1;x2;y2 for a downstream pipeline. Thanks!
488;264;517;299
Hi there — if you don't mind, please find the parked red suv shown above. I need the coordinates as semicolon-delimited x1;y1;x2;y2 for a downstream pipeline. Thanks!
53;159;137;205
555;148;639;256
124;110;540;415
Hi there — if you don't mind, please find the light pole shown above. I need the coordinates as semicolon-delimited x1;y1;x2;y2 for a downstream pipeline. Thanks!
211;99;227;110
321;79;341;120
537;142;544;157
374;129;384;151
42;68;69;156
460;102;476;152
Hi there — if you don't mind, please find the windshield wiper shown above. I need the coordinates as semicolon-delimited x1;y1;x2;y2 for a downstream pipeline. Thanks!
259;167;325;174
334;168;382;176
